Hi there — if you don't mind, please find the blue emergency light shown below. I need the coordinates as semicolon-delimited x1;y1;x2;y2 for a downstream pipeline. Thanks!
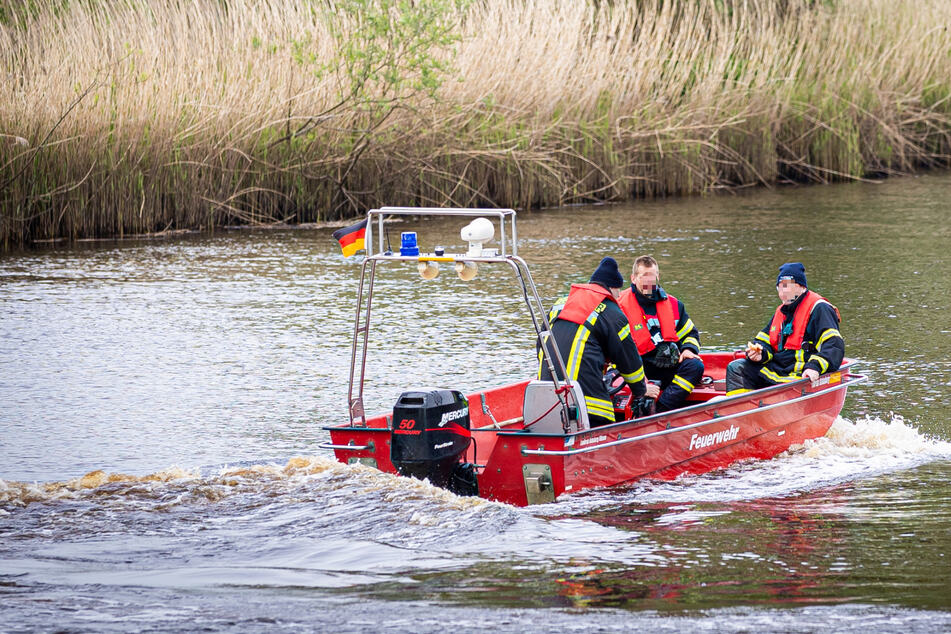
400;231;419;256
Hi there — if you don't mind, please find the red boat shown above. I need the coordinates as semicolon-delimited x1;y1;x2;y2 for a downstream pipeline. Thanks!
321;207;865;506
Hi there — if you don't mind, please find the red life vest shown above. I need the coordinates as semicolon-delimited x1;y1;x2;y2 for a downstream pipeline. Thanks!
617;287;680;354
768;290;839;350
557;284;615;325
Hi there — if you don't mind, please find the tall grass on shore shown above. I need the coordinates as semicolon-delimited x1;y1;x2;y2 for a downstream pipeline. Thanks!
1;0;950;248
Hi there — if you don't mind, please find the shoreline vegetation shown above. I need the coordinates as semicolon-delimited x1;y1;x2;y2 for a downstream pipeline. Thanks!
1;0;950;250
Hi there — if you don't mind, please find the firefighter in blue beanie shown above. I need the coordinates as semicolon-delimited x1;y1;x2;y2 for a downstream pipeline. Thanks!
539;257;658;427
726;262;844;393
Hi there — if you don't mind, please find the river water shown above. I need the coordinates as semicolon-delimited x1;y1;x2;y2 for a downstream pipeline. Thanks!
2;174;950;631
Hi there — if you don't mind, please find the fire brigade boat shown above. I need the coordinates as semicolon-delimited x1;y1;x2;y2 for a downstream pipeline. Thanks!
320;207;865;506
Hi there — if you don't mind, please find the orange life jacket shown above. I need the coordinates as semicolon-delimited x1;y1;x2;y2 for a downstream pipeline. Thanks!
557;284;615;325
617;287;680;354
768;290;840;350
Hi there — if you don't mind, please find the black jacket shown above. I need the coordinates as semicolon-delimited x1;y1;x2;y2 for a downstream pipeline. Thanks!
538;287;646;425
752;291;844;381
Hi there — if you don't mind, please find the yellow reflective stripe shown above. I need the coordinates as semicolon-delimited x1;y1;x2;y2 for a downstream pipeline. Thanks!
584;396;615;419
810;355;830;373
565;325;591;381
726;388;753;396
585;306;602;326
682;336;699;350
587;410;615;424
620;366;645;383
587;406;614;418
585;396;613;408
676;318;695;340
817;328;842;349
671;374;694;392
536;347;544;378
548;295;567;322
618;324;631;341
759;366;799;383
793;349;805;375
755;331;771;345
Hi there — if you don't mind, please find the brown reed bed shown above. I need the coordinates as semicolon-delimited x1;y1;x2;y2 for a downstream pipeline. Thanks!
1;0;950;249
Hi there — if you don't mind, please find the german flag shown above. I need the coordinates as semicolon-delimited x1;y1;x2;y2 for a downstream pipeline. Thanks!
332;218;367;257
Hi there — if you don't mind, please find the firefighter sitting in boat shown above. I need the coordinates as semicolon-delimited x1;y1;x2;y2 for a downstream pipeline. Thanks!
726;262;844;393
539;256;660;427
618;255;704;412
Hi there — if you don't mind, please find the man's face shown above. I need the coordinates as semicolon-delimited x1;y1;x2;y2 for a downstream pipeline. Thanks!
633;265;659;295
777;279;806;305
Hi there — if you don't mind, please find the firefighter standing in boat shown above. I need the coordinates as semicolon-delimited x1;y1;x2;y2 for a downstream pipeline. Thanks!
726;262;844;393
539;257;659;427
618;255;704;412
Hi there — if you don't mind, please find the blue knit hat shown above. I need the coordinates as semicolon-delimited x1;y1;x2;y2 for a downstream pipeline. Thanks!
590;256;624;289
777;262;807;288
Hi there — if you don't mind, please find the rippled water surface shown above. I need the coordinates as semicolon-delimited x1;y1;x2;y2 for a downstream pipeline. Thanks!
2;174;951;631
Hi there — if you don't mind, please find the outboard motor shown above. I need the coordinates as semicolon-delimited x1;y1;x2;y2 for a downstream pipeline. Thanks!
390;389;478;496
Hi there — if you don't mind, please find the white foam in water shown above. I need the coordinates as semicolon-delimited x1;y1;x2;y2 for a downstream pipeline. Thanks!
820;413;945;456
555;414;951;510
4;416;945;569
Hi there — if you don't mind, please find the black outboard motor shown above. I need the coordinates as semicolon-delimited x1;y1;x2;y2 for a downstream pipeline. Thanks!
390;388;478;496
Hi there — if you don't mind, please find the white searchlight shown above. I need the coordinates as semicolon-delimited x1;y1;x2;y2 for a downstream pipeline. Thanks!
460;217;494;257
417;260;439;279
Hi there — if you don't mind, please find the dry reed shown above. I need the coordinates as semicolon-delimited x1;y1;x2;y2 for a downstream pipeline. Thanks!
1;0;950;248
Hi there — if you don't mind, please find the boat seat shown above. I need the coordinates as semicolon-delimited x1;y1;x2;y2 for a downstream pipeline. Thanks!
521;380;590;434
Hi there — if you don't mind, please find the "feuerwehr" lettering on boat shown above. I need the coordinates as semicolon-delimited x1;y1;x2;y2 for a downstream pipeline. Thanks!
688;425;740;451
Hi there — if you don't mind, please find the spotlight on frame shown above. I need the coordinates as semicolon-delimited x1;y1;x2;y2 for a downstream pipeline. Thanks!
455;261;478;281
418;260;439;279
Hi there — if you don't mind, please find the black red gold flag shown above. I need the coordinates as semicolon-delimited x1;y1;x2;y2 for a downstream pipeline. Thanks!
332;218;368;257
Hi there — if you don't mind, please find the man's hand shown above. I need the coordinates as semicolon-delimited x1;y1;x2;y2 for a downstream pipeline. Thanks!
679;349;699;363
745;341;763;362
645;382;661;399
802;368;820;382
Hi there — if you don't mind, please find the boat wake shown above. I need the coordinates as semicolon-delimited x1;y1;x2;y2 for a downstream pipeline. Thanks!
2;414;949;589
0;455;664;574
0;456;496;514
550;413;951;513
3;414;946;517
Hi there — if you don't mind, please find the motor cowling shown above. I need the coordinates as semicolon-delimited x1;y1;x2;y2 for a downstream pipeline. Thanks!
390;389;477;495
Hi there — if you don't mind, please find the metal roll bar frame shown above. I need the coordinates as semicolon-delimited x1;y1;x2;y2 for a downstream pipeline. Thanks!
345;207;578;432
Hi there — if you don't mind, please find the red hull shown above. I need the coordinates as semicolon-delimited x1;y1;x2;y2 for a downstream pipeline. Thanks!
323;352;863;506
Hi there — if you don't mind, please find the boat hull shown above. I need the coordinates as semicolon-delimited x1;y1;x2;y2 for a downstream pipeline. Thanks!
323;353;863;506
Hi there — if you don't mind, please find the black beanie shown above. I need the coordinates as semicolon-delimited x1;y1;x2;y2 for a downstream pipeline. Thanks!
590;256;624;289
776;262;807;288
